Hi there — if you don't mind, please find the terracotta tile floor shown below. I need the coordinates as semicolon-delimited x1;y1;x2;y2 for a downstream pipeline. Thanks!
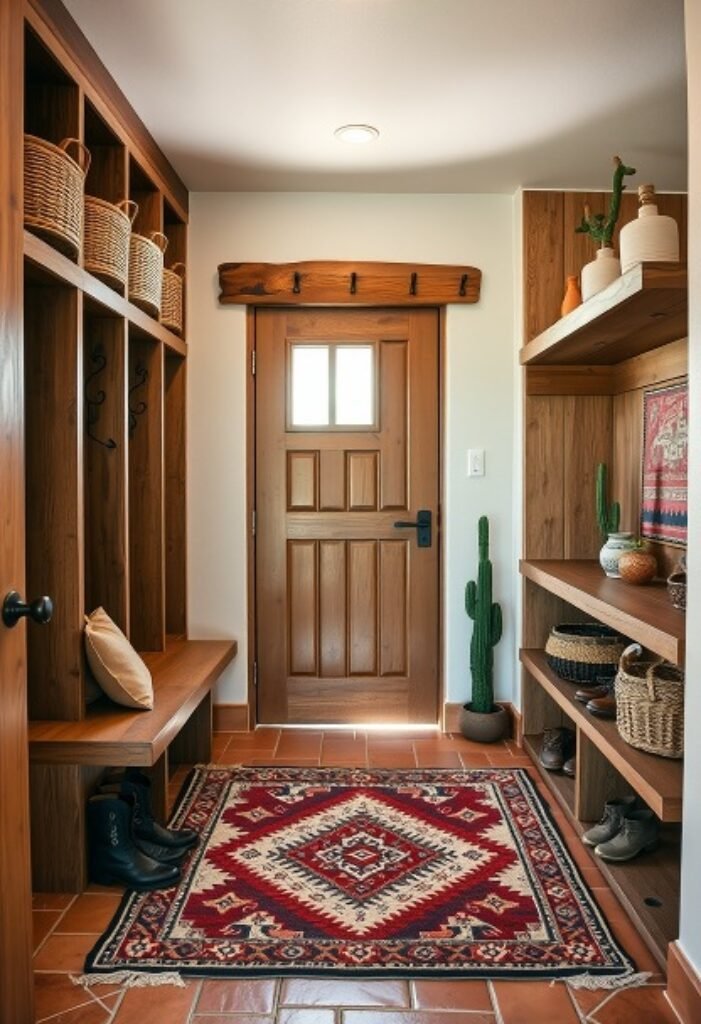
32;730;680;1024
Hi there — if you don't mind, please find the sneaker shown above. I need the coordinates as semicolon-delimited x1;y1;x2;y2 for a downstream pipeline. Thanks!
539;727;574;771
594;809;659;862
582;796;637;846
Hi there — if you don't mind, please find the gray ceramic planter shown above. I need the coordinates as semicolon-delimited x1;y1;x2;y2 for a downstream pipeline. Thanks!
459;703;509;743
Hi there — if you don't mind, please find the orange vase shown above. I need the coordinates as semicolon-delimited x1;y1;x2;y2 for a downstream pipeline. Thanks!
561;275;582;316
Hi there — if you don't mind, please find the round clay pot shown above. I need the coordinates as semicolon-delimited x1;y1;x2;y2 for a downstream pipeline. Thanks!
459;703;509;744
618;549;657;585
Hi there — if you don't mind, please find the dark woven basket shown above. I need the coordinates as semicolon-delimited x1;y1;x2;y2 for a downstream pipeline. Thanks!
545;623;627;683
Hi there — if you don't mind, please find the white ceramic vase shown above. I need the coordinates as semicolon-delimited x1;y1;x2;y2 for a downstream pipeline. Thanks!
619;184;679;274
599;532;637;578
581;247;621;301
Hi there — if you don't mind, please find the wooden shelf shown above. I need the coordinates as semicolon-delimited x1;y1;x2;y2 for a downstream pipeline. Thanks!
522;732;680;970
520;262;687;366
24;229;187;356
520;559;685;665
521;649;683;821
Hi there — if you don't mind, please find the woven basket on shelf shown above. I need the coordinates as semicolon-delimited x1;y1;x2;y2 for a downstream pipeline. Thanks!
24;135;91;258
84;198;138;291
615;642;684;758
545;623;627;683
160;262;185;335
128;230;168;316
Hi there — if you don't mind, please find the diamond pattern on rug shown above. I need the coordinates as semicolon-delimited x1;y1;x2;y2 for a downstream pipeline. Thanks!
85;766;635;980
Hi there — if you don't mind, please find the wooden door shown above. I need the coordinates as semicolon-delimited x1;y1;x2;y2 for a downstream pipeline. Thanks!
0;0;35;1018
256;308;440;724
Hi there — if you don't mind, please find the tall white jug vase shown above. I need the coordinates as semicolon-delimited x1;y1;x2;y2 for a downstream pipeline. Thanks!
581;246;621;301
619;184;679;273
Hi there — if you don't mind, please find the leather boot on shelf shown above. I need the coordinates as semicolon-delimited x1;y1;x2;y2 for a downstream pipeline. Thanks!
87;794;181;891
104;768;199;851
574;683;609;704
539;727;575;771
582;796;637;846
586;693;617;718
594;809;660;862
562;755;576;778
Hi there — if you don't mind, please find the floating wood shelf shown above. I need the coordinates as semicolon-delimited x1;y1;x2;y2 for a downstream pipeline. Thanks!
521;649;683;821
522;732;680;970
520;262;687;366
24;229;187;356
520;559;685;665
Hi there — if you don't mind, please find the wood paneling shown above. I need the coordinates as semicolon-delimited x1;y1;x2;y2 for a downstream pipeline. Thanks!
169;691;212;764
347;451;378;510
84;314;129;633
212;703;250;732
29;763;102;892
524;396;565;558
287;451;318;511
526;364;615;396
219;260;482;306
380;340;408;510
349;541;378;675
319;541;347;677
612;388;643;534
319;450;345;510
24;25;80;144
164;354;187;635
0;0;34;1014
288;541;317;675
563;396;612;559
613;337;688;394
128;334;165;651
380;541;407;676
84;100;127;205
523;191;564;341
667;941;701;1024
25;284;85;719
130;158;164;236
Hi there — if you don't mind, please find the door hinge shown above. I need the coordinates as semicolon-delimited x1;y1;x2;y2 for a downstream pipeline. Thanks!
252;661;258;688
251;350;256;375
251;509;256;536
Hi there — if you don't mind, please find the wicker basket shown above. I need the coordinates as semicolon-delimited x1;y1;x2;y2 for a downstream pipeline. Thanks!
545;623;627;683
615;643;684;758
160;262;185;335
84;198;138;291
24;135;91;258
128;230;168;316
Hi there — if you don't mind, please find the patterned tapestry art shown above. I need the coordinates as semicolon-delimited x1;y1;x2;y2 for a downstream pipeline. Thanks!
641;381;688;545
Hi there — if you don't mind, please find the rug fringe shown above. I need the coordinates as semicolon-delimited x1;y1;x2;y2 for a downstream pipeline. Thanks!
565;970;652;991
71;971;186;989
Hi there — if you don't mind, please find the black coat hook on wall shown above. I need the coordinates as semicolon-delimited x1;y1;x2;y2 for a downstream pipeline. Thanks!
85;343;117;450
292;271;301;294
129;362;149;436
459;273;469;296
350;272;357;294
410;272;418;296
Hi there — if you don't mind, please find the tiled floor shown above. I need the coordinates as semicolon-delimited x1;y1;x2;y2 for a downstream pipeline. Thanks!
32;729;681;1024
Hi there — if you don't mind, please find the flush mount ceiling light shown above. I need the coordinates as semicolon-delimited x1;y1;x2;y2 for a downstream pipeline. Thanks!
334;124;380;144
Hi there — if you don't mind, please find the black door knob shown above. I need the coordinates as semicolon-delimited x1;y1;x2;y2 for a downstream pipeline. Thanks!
2;591;54;628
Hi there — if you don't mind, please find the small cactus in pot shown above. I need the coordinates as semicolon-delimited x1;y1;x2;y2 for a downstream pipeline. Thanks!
459;516;508;742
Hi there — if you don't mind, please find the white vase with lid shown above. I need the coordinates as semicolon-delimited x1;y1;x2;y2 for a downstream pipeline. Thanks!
619;184;680;273
581;246;621;301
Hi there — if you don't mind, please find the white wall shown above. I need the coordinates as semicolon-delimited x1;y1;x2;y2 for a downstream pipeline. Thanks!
678;0;701;977
188;193;516;711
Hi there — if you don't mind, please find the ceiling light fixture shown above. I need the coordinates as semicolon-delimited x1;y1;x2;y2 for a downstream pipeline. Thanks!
334;124;380;144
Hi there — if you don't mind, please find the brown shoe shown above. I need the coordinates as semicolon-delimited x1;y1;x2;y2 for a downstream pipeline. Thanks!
574;684;609;704
539;727;575;771
586;694;617;718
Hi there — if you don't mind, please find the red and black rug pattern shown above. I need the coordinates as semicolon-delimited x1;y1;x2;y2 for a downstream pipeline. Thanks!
86;766;634;980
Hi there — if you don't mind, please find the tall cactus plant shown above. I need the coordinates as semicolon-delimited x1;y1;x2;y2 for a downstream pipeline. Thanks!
465;516;502;714
596;463;620;539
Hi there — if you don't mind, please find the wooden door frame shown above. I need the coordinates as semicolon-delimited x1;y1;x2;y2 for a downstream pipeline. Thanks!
245;305;446;729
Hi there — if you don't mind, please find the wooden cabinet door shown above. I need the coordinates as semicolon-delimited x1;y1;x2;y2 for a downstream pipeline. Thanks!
0;0;35;1018
256;308;440;724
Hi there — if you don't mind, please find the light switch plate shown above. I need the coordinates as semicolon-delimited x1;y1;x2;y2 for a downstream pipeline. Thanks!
467;448;485;477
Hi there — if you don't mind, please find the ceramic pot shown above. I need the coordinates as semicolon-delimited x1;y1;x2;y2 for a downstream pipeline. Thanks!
581;247;621;301
561;275;582;315
618;549;657;585
459;703;509;743
619;184;679;273
599;532;637;578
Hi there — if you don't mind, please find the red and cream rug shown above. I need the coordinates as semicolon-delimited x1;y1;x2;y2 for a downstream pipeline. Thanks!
85;765;635;982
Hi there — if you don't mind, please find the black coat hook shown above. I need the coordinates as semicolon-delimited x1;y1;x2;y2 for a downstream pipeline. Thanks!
350;272;357;295
293;271;301;294
128;362;149;437
410;272;417;296
459;273;468;296
85;343;117;450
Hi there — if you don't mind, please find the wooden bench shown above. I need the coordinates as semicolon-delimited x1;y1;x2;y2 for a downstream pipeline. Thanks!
28;637;237;891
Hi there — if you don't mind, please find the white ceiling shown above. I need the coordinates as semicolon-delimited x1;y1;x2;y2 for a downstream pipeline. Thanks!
64;0;688;194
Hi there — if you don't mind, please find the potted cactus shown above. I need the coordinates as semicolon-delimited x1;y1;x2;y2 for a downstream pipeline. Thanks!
459;516;508;743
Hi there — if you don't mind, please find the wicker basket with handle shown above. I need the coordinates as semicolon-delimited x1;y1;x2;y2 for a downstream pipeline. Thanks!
84;198;138;291
615;642;684;758
128;230;168;316
24;135;91;258
160;262;185;335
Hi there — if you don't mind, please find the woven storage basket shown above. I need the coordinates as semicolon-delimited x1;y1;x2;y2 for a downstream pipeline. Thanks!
128;230;168;316
615;642;684;758
24;135;90;258
84;198;138;291
545;623;626;683
160;262;185;335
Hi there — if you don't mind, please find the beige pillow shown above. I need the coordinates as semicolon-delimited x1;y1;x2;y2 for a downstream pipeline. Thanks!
84;607;154;710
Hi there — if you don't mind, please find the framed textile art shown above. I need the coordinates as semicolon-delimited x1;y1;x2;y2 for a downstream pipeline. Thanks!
641;381;688;546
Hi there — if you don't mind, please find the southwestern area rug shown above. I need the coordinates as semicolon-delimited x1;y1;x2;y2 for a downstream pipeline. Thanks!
85;765;635;982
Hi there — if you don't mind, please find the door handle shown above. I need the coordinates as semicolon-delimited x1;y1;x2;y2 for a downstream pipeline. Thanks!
393;509;432;547
2;591;54;629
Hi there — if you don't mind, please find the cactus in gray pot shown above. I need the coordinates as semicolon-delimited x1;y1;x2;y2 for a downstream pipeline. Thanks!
465;516;503;714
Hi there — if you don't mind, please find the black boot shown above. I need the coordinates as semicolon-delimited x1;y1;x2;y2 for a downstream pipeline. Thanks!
105;768;199;852
87;794;181;891
98;785;189;866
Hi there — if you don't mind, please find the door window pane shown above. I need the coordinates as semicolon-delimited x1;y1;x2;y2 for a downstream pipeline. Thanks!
291;346;329;426
335;346;374;425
